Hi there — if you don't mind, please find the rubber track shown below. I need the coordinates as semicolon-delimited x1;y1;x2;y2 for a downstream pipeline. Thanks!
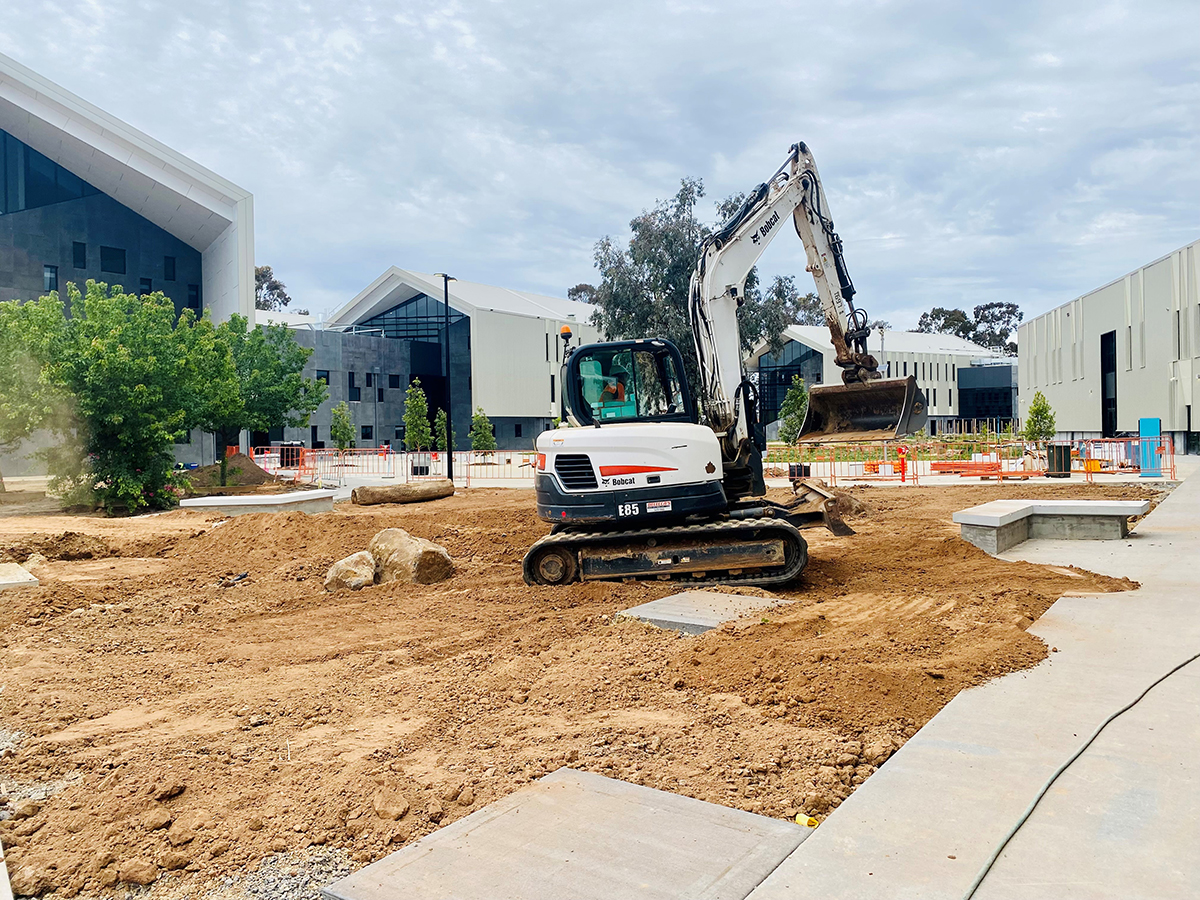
523;518;808;587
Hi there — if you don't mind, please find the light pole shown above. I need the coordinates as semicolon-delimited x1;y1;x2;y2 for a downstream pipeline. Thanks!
434;273;456;481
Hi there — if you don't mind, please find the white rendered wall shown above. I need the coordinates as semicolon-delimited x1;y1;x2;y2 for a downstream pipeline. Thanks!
1018;239;1199;436
201;195;255;323
470;309;601;419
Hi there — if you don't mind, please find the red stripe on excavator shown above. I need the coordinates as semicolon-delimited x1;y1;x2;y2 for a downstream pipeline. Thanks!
597;465;678;476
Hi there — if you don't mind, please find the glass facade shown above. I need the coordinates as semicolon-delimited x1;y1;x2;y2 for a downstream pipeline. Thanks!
1;129;100;216
359;293;465;342
756;339;825;425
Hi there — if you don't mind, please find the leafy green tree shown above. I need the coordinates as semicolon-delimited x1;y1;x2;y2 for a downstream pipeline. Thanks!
916;303;1022;354
776;375;810;445
403;378;434;451
1022;391;1057;441
434;408;457;451
470;408;496;452
0;297;65;492
330;401;354;451
255;265;292;311
21;282;212;512
590;179;797;394
204;315;328;484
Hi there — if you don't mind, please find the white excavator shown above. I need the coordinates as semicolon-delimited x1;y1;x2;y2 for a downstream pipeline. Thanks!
522;142;927;587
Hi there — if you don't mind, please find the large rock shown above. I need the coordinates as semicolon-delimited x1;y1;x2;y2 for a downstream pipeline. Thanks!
369;529;454;585
324;551;377;592
352;480;455;506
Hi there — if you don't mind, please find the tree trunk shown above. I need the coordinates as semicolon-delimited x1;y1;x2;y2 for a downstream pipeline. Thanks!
351;480;455;506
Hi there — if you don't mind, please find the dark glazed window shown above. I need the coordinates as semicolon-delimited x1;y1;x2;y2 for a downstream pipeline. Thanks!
389;374;400;389
316;370;330;385
164;256;176;281
140;278;152;295
377;388;384;403
515;423;523;438
186;284;200;309
348;372;361;402
73;242;86;269
361;425;373;441
366;372;373;388
43;265;58;292
100;246;126;275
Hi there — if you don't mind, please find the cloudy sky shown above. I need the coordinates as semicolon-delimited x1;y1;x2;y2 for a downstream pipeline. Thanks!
4;1;1197;326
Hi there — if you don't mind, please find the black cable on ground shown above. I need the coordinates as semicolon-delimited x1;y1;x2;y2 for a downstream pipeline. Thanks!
963;649;1200;899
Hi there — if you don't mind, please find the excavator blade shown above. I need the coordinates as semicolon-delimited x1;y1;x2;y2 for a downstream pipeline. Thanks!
798;376;927;442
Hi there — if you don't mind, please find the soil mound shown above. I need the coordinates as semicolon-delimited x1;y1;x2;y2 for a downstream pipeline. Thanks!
188;453;275;488
0;530;112;562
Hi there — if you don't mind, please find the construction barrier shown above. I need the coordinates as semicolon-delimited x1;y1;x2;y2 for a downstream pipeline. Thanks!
1083;437;1176;482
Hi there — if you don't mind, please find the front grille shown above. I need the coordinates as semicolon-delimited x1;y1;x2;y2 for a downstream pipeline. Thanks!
554;454;598;490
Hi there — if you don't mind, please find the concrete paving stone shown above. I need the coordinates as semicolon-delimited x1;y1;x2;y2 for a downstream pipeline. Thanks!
619;590;792;635
0;562;38;590
179;489;337;516
323;768;809;900
748;470;1200;900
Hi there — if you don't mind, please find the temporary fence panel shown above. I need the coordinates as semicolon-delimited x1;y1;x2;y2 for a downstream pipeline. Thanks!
1084;437;1176;482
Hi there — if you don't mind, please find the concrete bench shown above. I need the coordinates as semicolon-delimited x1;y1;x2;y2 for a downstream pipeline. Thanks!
953;499;1151;554
180;489;337;517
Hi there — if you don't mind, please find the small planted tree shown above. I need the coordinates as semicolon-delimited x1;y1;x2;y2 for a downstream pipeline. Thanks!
330;401;354;452
470;408;496;452
403;379;434;451
776;374;809;445
1022;391;1057;441
434;408;457;451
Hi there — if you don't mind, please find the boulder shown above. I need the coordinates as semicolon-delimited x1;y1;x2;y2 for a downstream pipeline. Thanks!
117;859;159;886
325;551;377;592
372;788;410;821
369;529;454;585
351;480;455;506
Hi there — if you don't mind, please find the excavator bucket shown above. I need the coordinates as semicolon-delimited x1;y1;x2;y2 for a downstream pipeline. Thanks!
798;376;928;442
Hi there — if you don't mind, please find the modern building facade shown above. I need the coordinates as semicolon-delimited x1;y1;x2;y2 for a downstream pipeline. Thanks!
0;52;254;321
246;269;601;454
1017;238;1199;451
748;325;1011;436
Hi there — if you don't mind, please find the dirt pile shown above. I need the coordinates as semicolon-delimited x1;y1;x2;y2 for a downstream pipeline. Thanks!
188;453;276;488
0;530;113;563
0;482;1163;897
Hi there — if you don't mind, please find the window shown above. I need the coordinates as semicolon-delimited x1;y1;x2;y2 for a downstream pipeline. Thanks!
574;344;688;423
100;246;126;275
316;370;330;385
43;264;57;292
366;372;373;388
550;373;555;403
932;388;937;408
515;423;523;438
949;389;953;407
72;242;86;269
377;388;384;403
164;256;176;282
361;425;373;441
389;374;400;389
186;284;200;309
395;425;404;441
311;425;319;445
140;278;152;295
545;332;549;362
348;372;361;402
902;362;907;376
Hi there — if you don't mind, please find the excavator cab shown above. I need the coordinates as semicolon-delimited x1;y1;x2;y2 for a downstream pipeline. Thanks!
565;340;697;427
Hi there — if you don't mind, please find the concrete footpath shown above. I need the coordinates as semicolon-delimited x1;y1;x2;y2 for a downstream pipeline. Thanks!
748;472;1200;899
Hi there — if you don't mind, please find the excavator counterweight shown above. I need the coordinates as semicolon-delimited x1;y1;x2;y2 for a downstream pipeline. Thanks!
799;376;927;442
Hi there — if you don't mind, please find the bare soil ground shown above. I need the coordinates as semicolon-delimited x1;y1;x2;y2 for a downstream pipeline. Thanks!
0;482;1164;898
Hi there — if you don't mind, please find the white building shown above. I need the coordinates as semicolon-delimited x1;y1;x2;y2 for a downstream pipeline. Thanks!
324;267;601;448
1017;238;1199;451
747;325;1010;436
0;51;254;322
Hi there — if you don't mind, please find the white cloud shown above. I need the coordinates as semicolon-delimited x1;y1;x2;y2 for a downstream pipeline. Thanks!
1;0;1197;328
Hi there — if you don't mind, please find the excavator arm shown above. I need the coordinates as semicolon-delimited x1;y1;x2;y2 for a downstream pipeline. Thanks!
689;142;926;461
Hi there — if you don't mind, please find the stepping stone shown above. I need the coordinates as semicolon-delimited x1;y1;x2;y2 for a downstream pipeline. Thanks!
323;769;809;900
620;590;792;635
0;563;38;591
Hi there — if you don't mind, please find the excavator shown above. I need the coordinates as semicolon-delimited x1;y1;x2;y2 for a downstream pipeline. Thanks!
522;142;926;587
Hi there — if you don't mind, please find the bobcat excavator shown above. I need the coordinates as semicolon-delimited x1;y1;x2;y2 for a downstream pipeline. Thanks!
522;141;926;587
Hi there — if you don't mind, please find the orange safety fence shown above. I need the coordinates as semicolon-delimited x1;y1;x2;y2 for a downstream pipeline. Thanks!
1083;437;1175;482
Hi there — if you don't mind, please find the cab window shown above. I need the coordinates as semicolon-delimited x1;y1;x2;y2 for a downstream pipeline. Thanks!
575;346;686;423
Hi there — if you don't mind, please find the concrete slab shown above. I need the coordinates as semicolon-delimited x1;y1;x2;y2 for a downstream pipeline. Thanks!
179;489;337;516
749;470;1200;900
0;563;38;590
620;590;792;635
324;769;808;900
952;499;1150;528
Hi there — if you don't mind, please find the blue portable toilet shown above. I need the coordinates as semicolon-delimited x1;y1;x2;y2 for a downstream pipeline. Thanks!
1139;418;1162;477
